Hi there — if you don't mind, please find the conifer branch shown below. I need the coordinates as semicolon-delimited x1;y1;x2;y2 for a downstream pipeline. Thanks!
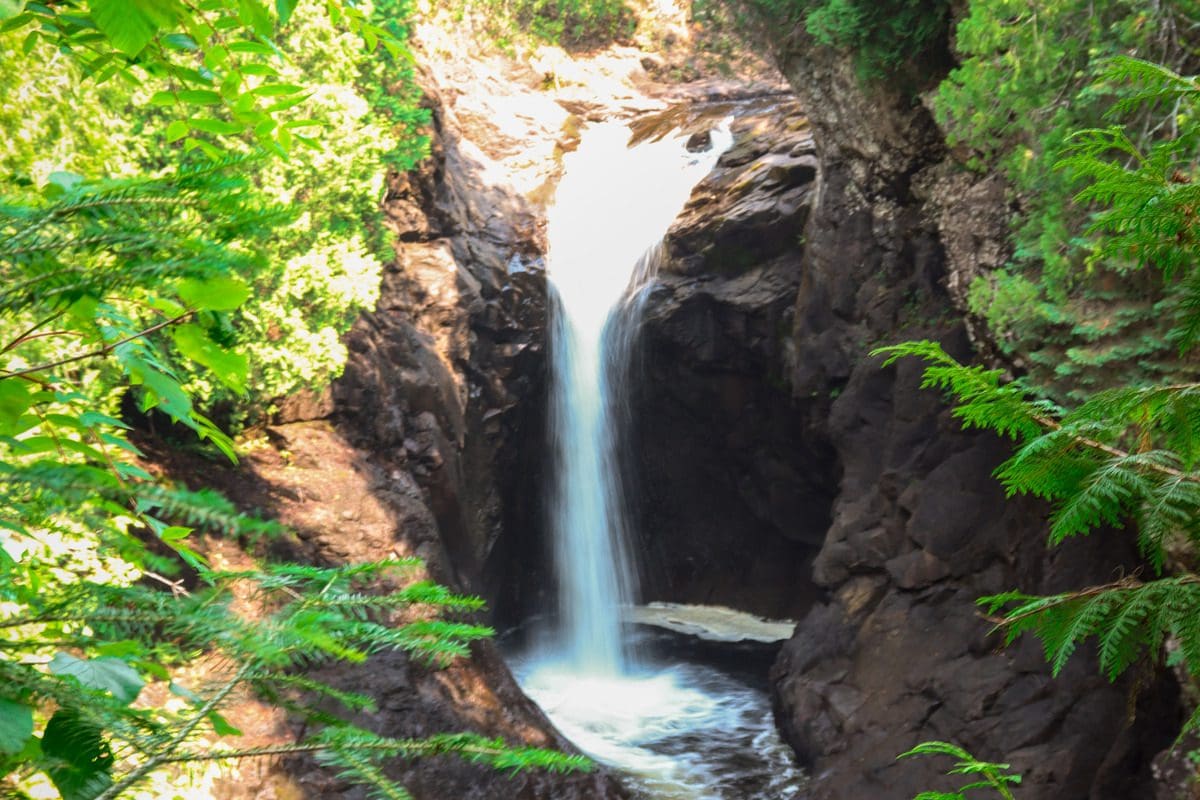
94;662;255;800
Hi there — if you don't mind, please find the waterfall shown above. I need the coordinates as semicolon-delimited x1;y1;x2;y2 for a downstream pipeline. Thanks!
510;113;806;799
544;119;732;676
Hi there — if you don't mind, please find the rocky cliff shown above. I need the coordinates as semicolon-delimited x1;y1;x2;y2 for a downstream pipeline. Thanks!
757;25;1179;800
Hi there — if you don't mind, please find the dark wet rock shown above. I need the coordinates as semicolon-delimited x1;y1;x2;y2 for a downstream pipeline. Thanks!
621;98;834;620
685;129;712;151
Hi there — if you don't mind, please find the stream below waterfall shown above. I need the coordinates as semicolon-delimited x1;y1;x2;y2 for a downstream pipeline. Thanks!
503;113;806;798
507;626;804;800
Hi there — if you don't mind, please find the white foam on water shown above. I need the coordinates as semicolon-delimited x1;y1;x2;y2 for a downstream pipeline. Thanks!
511;652;804;799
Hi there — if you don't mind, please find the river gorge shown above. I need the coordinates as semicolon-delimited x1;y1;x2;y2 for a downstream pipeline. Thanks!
176;4;1183;798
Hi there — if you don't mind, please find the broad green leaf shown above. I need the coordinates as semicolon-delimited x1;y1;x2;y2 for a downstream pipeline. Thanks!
59;438;106;461
208;711;242;736
79;411;130;430
237;0;272;37
42;171;83;200
0;10;31;32
203;44;229;69
169;539;208;568
90;0;181;57
145;295;186;317
227;39;274;56
49;652;145;705
0;699;33;755
0;381;35;437
250;82;303;96
275;0;294;25
99;432;144;455
265;93;309;113
161;32;197;50
7;436;62;456
166;119;189;142
0;1;26;21
116;347;194;424
43;413;88;431
177;89;222;105
66;295;99;326
41;709;114;800
172;324;248;393
161;525;192;541
177;276;251;311
183;136;223;160
239;62;278;76
95;640;143;658
188;117;246;135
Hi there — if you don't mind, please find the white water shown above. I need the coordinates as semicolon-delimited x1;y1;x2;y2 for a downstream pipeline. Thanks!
510;641;805;799
544;119;732;676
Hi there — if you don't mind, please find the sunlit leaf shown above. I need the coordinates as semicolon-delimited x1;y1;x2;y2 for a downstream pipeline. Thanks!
49;652;145;705
177;276;251;311
90;0;181;57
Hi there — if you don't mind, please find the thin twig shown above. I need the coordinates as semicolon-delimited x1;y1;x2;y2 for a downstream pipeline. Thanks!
0;311;193;379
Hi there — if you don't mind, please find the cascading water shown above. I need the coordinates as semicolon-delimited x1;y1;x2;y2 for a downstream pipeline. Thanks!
509;115;804;799
544;120;725;675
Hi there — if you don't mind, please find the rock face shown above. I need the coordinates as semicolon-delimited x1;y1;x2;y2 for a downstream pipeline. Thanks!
757;28;1179;800
625;99;835;619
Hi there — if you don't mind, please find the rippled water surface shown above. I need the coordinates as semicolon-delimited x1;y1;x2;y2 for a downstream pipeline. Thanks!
508;638;805;800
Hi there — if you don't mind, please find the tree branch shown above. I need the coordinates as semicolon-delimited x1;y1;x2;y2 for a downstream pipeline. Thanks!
0;311;193;380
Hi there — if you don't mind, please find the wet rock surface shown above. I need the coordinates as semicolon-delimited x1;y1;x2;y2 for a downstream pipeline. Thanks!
627;98;836;619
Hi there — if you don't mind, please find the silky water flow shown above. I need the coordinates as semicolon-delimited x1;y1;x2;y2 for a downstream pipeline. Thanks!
506;117;804;799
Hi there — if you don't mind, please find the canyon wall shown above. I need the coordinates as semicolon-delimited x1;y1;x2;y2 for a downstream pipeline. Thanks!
188;13;1183;797
757;26;1179;800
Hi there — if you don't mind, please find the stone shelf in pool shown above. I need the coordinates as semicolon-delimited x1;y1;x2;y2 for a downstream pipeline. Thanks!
625;603;797;644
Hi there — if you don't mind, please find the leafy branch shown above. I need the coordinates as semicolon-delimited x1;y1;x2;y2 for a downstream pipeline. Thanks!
900;741;1021;800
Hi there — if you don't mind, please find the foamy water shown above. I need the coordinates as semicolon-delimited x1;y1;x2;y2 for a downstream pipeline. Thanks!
510;645;804;799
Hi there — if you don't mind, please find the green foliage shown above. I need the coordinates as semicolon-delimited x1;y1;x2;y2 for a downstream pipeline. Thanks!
1;0;431;424
739;0;951;82
0;0;404;159
979;577;1200;683
900;741;1021;799
873;339;1200;727
448;0;635;48
935;2;1200;398
0;2;574;797
0;557;569;797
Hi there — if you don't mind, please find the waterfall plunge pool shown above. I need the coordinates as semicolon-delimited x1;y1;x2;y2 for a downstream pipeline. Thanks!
504;616;806;800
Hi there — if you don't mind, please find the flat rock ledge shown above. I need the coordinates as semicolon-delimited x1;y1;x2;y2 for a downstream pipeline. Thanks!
628;602;797;643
